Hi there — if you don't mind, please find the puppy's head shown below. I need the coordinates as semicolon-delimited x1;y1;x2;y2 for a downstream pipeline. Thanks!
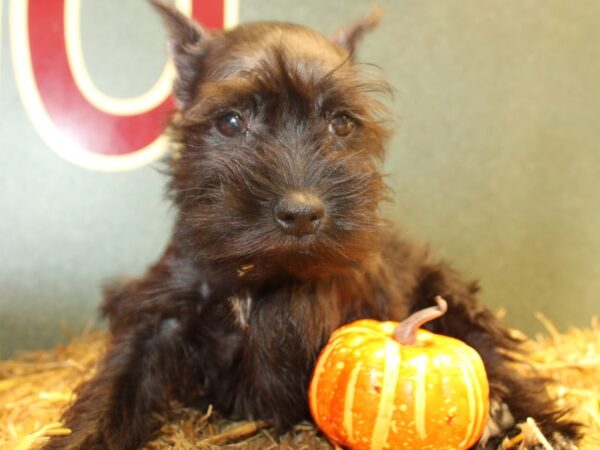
155;2;391;279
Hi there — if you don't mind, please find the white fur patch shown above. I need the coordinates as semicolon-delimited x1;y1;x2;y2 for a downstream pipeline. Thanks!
228;293;253;329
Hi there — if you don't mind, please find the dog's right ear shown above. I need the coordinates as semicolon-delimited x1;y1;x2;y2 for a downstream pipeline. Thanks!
332;6;382;58
151;0;208;107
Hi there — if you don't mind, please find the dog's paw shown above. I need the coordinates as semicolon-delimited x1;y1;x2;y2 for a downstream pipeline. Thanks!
502;432;578;450
474;399;515;449
515;425;579;450
543;432;579;449
473;403;580;450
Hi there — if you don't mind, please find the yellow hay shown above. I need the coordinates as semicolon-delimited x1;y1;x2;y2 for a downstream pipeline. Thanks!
1;317;598;450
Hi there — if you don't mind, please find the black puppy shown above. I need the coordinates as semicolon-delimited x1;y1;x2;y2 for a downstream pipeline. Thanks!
43;3;580;449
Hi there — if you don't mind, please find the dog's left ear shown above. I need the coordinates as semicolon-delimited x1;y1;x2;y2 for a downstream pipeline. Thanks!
151;0;208;107
332;6;382;57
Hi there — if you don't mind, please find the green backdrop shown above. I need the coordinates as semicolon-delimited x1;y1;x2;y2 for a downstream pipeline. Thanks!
1;0;598;358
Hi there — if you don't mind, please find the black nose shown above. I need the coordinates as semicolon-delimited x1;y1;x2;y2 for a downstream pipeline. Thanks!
274;191;325;236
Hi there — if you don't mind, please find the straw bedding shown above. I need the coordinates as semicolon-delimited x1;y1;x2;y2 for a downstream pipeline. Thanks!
1;316;598;450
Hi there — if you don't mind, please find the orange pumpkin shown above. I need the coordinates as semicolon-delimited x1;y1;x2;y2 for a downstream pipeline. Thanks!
309;298;489;450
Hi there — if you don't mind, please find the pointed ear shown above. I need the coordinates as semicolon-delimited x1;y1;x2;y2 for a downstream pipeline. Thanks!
332;6;382;57
151;0;208;106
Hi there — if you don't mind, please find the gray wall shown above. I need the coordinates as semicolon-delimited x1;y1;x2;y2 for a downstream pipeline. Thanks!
1;0;599;358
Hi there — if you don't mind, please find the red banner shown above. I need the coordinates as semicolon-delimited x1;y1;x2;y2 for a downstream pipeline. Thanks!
10;0;235;171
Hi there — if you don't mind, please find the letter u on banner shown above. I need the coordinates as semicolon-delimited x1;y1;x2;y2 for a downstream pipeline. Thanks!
10;0;238;171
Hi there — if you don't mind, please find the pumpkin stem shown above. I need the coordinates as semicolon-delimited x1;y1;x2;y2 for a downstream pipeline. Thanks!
392;296;448;345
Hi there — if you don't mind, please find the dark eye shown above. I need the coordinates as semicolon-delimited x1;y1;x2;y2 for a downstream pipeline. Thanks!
328;114;356;137
215;112;246;137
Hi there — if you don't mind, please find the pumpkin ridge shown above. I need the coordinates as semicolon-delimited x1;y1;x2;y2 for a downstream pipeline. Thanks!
309;340;342;426
455;345;488;448
456;358;478;448
411;353;429;441
343;359;362;443
370;340;401;450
